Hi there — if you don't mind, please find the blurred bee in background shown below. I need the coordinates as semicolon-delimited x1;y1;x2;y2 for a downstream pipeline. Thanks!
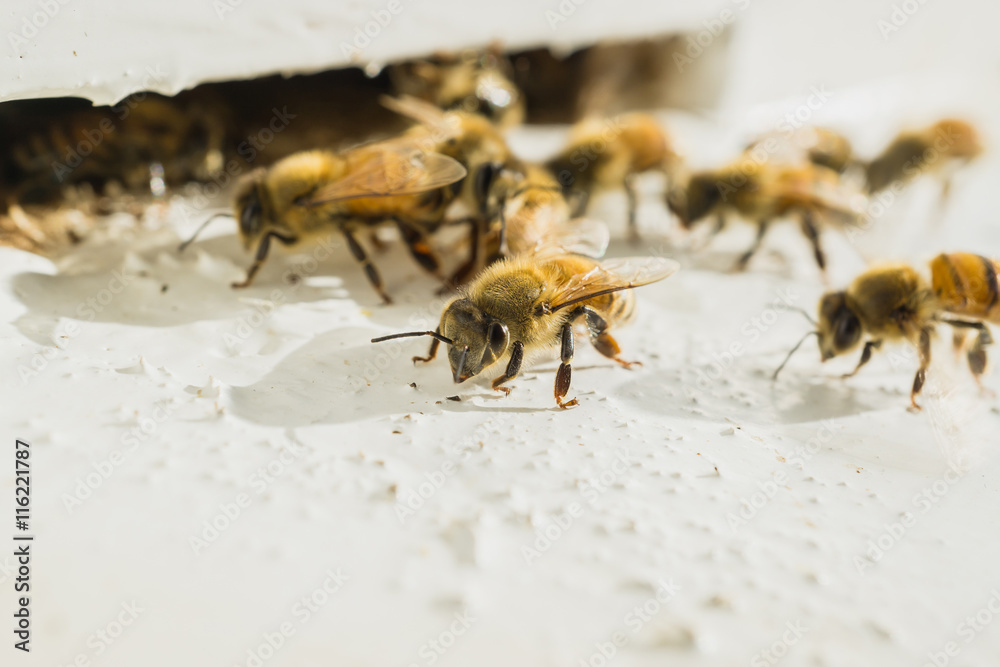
744;126;856;175
381;95;516;282
773;252;1000;409
181;137;466;303
371;252;678;408
473;161;608;263
388;46;525;128
863;118;982;206
545;112;681;241
666;158;862;273
3;93;228;205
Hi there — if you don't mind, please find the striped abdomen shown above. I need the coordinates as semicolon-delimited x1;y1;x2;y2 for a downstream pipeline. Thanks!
931;253;1000;323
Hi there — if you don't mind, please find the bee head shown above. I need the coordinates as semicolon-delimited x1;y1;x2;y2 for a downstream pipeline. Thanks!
817;291;862;361
233;170;266;250
440;298;510;383
666;174;719;229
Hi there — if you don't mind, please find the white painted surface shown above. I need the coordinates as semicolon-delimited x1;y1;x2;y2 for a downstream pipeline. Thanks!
4;2;1000;666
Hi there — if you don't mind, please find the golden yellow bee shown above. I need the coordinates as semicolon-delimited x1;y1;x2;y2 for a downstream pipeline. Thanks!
666;158;861;272
371;253;678;408
744;126;855;174
388;47;525;128
864;119;982;201
181;138;466;303
545;112;681;240
774;252;1000;409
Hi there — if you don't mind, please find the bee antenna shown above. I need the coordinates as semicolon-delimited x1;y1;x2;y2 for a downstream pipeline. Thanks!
772;331;819;381
178;213;232;253
370;331;455;345
790;306;817;326
453;346;469;384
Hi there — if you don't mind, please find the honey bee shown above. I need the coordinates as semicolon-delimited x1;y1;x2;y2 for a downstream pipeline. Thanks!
864;119;982;202
388;47;525;128
4;93;227;203
181;138;466;303
744;126;855;174
666;158;861;272
773;252;999;409
371;254;678;408
545;112;681;241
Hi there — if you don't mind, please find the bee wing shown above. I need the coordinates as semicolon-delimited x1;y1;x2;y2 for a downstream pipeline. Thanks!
548;256;679;313
381;94;449;126
527;217;610;259
300;145;466;206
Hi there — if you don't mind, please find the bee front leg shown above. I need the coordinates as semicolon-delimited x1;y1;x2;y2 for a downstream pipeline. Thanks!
910;326;933;411
554;323;578;409
344;229;392;304
842;340;882;379
491;341;524;396
583;307;640;369
733;221;770;271
799;211;827;274
232;232;274;288
413;329;442;364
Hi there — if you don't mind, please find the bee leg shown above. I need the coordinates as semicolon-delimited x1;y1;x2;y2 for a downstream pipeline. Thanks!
584;307;640;369
910;326;933;411
395;219;447;278
554;323;578;409
232;232;275;288
962;323;994;395
446;217;483;286
799;212;827;274
413;330;441;364
491;341;524;397
733;221;770;271
841;340;882;379
689;213;725;252
624;174;640;243
344;229;392;304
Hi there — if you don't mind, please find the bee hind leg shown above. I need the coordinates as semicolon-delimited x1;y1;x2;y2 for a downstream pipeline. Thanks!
733;221;770;272
583;307;640;369
624;174;640;243
799;211;827;275
344;229;392;304
395;219;451;289
554;323;578;408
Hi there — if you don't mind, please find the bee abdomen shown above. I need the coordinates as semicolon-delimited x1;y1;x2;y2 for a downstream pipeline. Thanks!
931;252;1000;323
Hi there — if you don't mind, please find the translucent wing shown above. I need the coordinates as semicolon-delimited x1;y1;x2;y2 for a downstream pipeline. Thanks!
549;256;680;312
525;217;610;259
381;94;450;127
300;144;466;206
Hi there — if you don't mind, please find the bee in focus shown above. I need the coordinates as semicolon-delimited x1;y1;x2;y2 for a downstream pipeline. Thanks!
371;253;679;408
545;112;681;241
773;252;1000;409
181;138;466;303
666;158;862;273
863;119;982;204
744;126;856;175
388;47;525;128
